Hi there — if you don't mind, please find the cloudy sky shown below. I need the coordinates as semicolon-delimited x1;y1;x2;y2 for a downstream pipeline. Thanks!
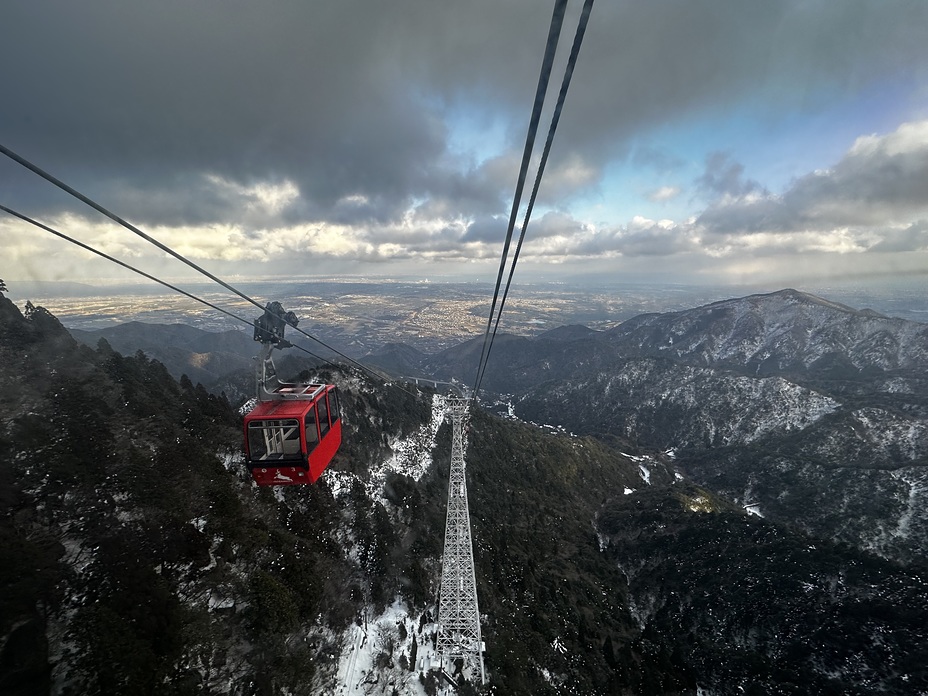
2;0;928;289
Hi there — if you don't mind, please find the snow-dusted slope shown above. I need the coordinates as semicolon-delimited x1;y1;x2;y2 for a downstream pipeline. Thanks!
517;357;840;451
466;290;928;565
609;288;928;371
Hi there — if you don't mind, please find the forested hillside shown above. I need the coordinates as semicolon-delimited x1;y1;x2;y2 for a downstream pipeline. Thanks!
2;291;928;695
0;292;434;694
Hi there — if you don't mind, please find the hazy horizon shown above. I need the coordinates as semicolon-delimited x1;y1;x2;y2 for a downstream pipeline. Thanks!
4;276;925;339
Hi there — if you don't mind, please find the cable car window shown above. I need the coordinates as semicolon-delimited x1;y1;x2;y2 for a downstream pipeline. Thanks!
304;407;320;452
318;395;330;437
330;389;340;422
248;419;302;461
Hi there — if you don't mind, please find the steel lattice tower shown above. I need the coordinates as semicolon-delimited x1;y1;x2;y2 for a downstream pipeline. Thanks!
436;397;485;683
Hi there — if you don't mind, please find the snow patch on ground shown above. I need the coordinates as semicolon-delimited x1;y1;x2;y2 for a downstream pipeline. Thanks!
327;470;363;500
333;599;434;696
237;397;257;415
369;394;449;507
890;468;926;540
627;592;658;630
638;465;651;485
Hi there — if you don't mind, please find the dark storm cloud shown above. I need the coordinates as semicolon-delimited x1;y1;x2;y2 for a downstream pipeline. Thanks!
3;0;928;243
2;0;451;226
784;125;928;225
408;156;514;224
697;152;762;198
697;196;795;237
460;209;581;249
461;216;505;244
534;0;928;168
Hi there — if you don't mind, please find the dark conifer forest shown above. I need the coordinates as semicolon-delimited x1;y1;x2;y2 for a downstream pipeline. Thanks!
1;290;927;695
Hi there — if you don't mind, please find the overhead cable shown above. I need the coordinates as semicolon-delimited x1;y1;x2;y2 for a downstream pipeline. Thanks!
0;203;333;367
1;203;417;395
475;0;595;396
472;0;568;396
0;142;385;381
0;143;262;311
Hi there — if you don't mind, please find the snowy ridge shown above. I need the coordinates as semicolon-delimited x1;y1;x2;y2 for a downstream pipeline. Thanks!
889;469;927;540
367;394;448;508
864;466;928;557
621;289;928;371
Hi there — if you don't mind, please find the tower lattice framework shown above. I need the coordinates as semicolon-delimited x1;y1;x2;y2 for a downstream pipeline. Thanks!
436;397;485;683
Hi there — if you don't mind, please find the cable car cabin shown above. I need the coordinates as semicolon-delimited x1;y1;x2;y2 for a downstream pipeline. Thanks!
243;383;341;486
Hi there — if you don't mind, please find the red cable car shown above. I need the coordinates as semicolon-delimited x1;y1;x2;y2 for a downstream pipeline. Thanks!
243;303;342;486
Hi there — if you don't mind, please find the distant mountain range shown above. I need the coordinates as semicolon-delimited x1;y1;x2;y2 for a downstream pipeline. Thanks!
372;288;927;387
386;289;928;565
68;290;928;566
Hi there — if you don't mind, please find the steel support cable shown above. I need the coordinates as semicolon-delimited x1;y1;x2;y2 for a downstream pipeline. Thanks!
471;0;568;397
1;204;421;397
0;144;263;310
0;203;334;367
474;0;595;397
0;142;384;382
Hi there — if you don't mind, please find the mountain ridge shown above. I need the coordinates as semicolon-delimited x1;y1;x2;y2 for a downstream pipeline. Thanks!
604;287;927;373
2;290;928;693
70;321;257;385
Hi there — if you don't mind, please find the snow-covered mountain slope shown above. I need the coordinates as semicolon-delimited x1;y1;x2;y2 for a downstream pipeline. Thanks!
519;357;840;448
608;289;928;372
418;289;928;565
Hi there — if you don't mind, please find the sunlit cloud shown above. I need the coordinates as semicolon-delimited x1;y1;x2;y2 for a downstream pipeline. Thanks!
647;186;681;202
204;175;300;215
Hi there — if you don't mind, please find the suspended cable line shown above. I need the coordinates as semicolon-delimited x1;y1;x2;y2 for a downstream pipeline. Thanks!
0;203;420;398
0;144;261;309
472;0;595;397
474;0;595;396
1;0;594;403
471;0;568;396
0;202;336;367
0;142;386;382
